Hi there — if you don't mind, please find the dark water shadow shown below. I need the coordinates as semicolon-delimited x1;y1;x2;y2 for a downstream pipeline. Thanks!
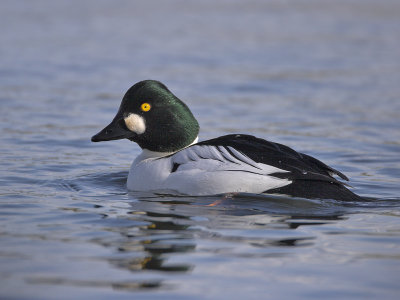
26;277;165;292
128;191;399;218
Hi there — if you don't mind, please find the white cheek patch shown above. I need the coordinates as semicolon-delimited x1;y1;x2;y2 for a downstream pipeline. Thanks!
124;114;146;134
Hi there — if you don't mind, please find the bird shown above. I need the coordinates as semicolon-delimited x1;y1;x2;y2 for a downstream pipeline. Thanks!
91;80;365;201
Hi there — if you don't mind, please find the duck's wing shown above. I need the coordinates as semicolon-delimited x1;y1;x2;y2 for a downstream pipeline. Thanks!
168;138;289;176
193;134;348;184
161;134;364;201
160;136;292;195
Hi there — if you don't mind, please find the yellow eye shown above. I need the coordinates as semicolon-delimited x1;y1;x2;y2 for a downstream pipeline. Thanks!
140;103;151;112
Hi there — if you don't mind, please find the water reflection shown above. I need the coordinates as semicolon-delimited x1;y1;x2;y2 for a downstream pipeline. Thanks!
94;192;358;279
26;277;164;291
112;210;195;273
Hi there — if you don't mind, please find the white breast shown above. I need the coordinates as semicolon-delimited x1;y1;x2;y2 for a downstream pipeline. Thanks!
127;145;291;196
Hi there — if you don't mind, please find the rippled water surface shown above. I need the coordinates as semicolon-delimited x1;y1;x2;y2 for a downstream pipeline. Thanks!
1;0;400;299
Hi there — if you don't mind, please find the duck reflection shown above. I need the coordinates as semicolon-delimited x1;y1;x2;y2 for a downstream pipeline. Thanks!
104;192;350;277
107;210;195;274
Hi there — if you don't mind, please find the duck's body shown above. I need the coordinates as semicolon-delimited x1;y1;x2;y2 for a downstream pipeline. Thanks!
127;135;291;196
92;80;364;201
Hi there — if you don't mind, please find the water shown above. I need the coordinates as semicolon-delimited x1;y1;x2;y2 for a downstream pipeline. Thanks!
1;0;400;299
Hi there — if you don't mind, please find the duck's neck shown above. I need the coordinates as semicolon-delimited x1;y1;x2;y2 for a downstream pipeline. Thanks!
136;136;199;160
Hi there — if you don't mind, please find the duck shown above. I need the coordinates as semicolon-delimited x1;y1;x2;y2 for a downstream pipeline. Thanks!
91;80;364;201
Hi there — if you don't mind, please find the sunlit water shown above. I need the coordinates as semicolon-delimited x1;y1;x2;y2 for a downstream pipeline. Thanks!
1;0;400;299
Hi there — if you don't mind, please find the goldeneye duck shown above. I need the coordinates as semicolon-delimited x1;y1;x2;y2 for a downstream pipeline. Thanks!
92;80;364;201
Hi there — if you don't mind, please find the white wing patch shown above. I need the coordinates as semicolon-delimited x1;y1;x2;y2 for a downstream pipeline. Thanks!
172;145;289;175
128;145;292;195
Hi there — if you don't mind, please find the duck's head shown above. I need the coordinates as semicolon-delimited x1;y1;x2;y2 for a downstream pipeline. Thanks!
91;80;199;152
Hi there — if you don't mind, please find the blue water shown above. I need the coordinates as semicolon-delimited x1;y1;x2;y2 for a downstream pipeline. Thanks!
1;0;400;299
